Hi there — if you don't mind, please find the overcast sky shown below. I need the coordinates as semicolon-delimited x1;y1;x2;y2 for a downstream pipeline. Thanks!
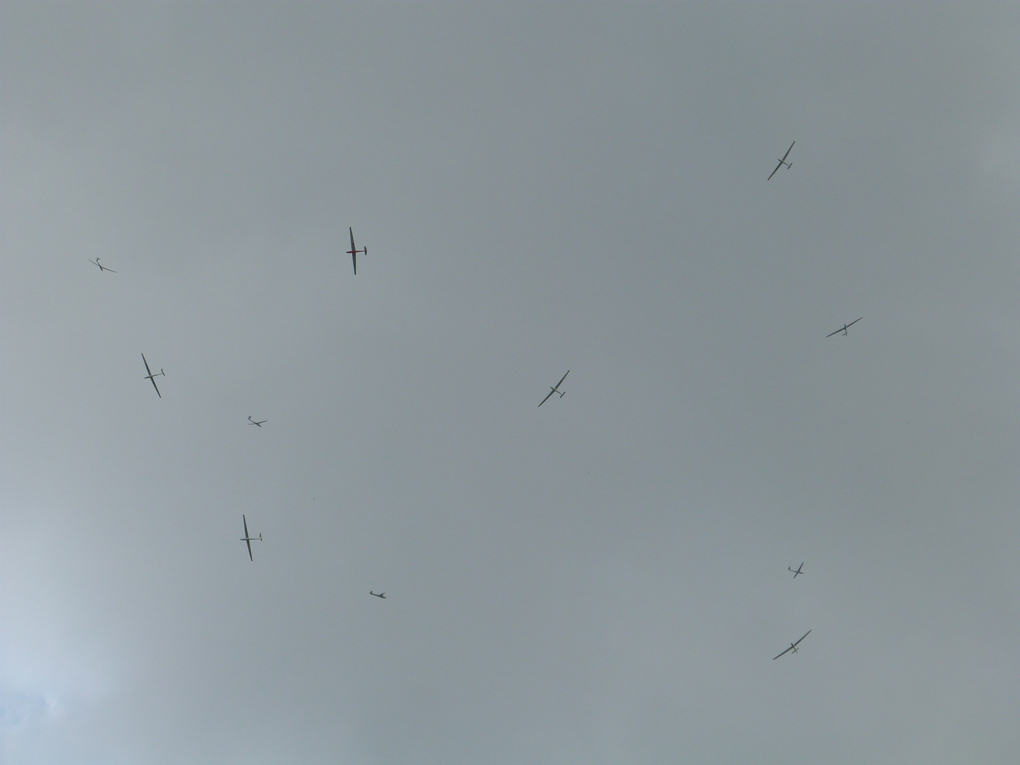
2;3;1020;764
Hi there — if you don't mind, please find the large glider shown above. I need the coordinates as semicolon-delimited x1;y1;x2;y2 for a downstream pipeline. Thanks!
788;563;804;578
767;141;795;181
347;227;367;275
248;416;267;427
826;317;863;338
240;514;262;561
370;591;386;599
773;630;811;660
141;353;164;398
88;258;116;272
538;370;570;407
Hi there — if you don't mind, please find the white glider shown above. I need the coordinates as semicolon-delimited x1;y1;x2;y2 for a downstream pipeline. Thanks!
826;317;863;338
767;141;795;181
89;258;116;272
773;630;811;660
141;353;164;398
347;227;367;275
538;370;570;407
241;514;262;561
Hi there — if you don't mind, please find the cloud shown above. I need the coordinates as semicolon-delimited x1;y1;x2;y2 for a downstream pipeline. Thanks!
0;686;53;730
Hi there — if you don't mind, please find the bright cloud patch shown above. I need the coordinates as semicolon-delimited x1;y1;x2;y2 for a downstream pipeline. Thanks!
0;687;53;730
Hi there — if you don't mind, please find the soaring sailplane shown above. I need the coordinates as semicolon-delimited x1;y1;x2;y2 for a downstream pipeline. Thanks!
240;514;262;561
789;563;804;578
140;353;164;398
248;416;267;427
826;317;863;338
773;630;811;660
538;370;570;407
88;257;115;272
767;141;796;180
370;591;386;599
347;227;367;275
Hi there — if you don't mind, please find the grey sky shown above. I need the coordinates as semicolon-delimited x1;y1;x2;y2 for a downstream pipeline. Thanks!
2;3;1020;763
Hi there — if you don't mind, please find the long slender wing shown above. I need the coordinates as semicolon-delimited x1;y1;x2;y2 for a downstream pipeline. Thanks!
792;630;811;647
555;370;570;388
846;317;863;329
349;227;356;252
773;645;794;660
781;141;795;162
141;353;153;377
825;326;844;338
242;515;254;560
150;376;161;398
767;160;784;181
538;388;556;407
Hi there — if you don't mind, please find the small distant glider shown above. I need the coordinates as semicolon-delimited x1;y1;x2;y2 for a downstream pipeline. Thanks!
248;416;267;427
538;370;570;407
240;514;262;561
767;141;796;181
773;630;811;660
88;258;116;272
370;591;386;599
347;227;367;275
141;353;164;398
826;317;863;338
788;563;804;578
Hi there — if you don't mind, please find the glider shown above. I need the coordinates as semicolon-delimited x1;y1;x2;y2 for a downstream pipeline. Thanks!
248;416;267;427
788;563;804;578
826;317;863;338
240;514;262;561
88;258;116;272
370;591;386;599
773;630;811;660
141;353;164;398
538;370;570;407
767;141;795;181
347;227;367;275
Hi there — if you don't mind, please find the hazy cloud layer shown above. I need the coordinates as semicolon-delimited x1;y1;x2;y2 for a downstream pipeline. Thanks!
2;3;1019;763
